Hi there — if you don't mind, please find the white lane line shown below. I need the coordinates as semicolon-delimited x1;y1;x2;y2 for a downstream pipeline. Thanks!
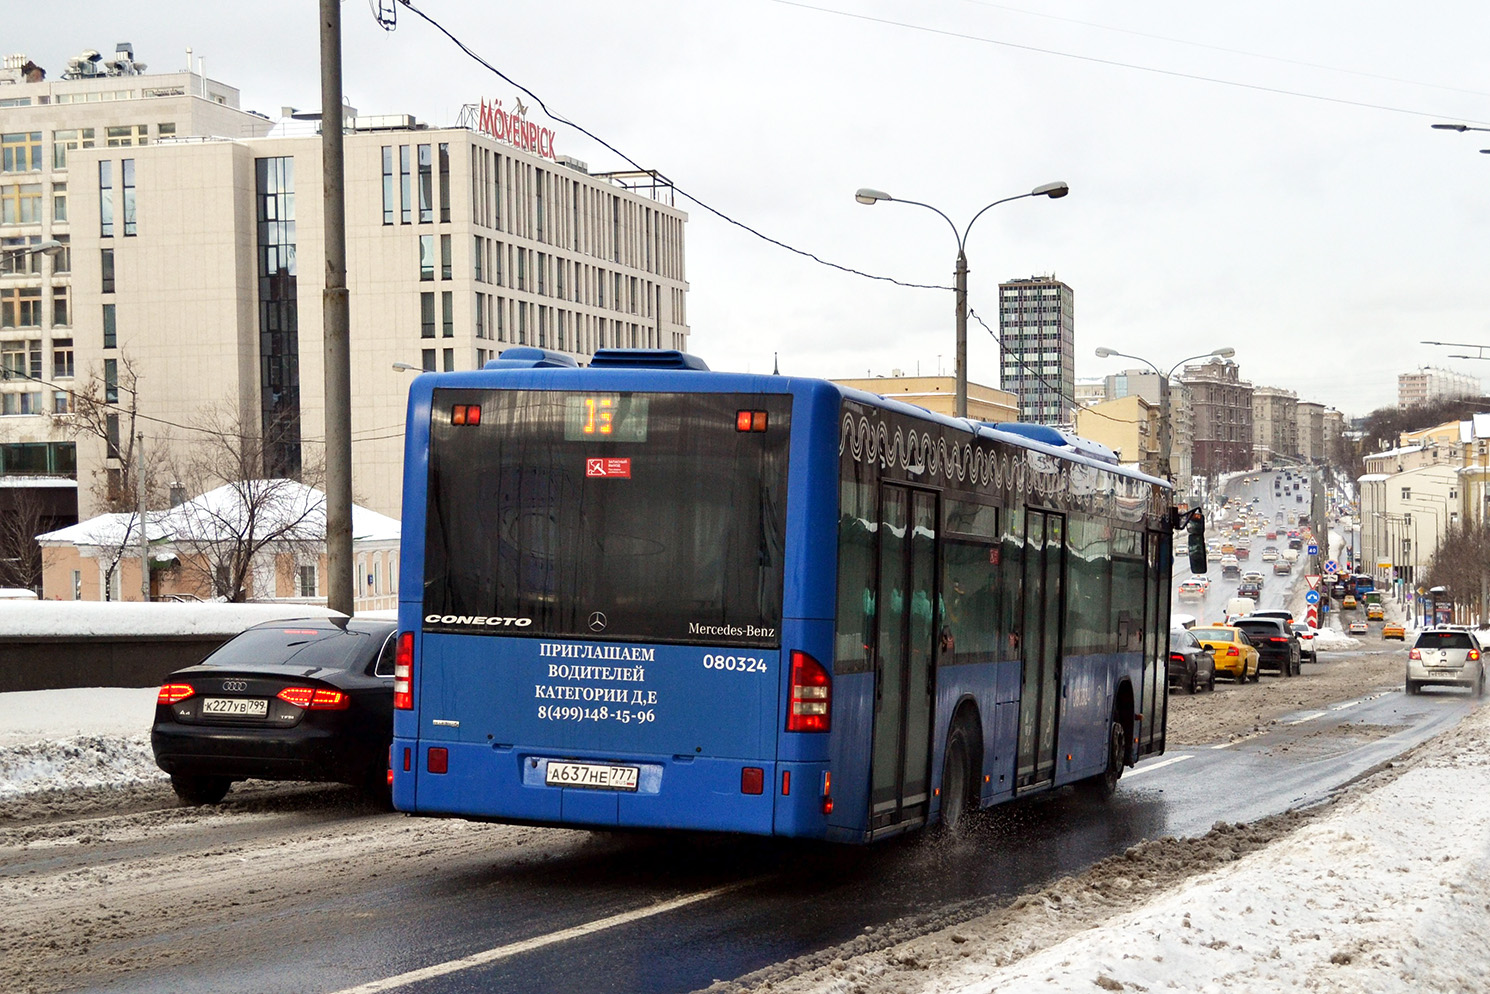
1288;710;1326;725
326;878;761;994
1124;754;1193;778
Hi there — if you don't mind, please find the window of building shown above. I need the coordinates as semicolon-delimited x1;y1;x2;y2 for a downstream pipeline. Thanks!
52;235;70;274
98;161;114;236
1;391;43;416
475;292;485;339
442;290;453;337
299;564;317;598
72;570;81;600
0;286;41;328
420;292;435;338
419;234;434;281
1;132;42;172
442;348;454;372
1;236;42;275
516;250;526;291
53;339;73;379
399;145;411;224
417;144;433;223
535;170;545;242
380;146;394;224
1;183;42;224
52;285;68;327
496;296;505;341
1402;488;1411;501
440;234;451;280
52;128;95;170
104;358;119;402
557;310;567;352
105;124;148;147
494;241;504;286
103;303;117;348
614;272;623;312
121;159;136;235
101;247;116;292
556;259;565;300
421;348;435;371
52;182;66;222
518;301;527;344
438;143;450;223
158;123;176;139
536;252;546;295
473;235;484;282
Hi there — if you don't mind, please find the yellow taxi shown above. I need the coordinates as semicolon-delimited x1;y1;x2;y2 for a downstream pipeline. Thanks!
1343;594;1357;609
1382;622;1406;641
1190;625;1261;683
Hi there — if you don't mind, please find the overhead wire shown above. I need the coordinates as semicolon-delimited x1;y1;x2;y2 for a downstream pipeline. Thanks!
967;307;1136;426
393;0;950;291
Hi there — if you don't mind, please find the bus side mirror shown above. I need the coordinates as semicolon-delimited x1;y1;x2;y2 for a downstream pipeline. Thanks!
1186;512;1207;575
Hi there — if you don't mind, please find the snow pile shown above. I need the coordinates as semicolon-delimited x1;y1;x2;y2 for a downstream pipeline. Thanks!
916;708;1490;994
0;688;164;798
0;601;344;638
1310;627;1362;651
0;733;162;801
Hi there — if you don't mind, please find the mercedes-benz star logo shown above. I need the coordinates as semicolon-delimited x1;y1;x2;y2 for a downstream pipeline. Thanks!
588;612;608;633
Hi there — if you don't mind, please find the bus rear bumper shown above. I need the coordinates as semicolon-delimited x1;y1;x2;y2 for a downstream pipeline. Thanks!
393;741;833;838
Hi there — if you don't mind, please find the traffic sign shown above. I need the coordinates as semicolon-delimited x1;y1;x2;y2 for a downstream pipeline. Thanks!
1324;560;1339;573
1306;605;1318;625
1307;543;1318;555
1305;590;1320;605
1306;574;1320;590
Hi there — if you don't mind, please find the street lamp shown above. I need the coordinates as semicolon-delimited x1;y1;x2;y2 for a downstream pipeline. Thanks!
0;238;63;274
855;181;1069;418
1090;346;1236;482
1430;122;1490;154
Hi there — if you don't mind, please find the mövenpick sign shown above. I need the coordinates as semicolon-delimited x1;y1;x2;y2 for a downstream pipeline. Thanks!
477;99;557;160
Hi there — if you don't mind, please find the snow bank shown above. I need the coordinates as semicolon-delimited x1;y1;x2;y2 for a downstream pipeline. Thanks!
920;707;1490;994
1311;627;1362;651
0;601;344;638
0;688;165;798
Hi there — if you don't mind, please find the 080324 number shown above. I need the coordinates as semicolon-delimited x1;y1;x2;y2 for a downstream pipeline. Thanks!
702;654;767;673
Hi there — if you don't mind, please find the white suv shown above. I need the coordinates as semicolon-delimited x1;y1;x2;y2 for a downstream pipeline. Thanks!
1406;629;1487;696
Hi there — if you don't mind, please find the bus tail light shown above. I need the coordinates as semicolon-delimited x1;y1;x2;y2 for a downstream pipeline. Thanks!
741;767;764;794
394;632;414;710
787;651;831;732
158;683;195;705
428;747;448;774
822;770;833;815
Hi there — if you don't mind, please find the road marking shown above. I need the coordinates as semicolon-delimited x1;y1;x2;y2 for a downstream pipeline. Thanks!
1125;754;1192;778
325;879;761;993
1288;710;1326;725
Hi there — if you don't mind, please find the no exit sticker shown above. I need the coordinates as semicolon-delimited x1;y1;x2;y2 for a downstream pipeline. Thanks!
586;458;631;478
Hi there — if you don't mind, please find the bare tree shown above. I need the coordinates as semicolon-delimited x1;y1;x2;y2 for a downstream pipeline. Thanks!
0;488;48;591
166;406;326;602
50;353;168;599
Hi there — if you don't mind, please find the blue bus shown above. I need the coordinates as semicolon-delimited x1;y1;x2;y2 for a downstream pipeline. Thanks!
392;348;1176;842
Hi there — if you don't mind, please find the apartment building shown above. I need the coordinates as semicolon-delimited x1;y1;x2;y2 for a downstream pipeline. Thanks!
997;275;1073;425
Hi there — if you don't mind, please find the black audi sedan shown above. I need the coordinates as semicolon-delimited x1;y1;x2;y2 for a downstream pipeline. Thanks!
151;618;398;804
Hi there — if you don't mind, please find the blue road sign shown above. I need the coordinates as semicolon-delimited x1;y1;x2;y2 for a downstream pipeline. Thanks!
1305;590;1320;605
1324;559;1338;573
1307;543;1318;555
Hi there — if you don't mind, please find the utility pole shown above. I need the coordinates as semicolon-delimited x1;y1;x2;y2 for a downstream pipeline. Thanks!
321;0;353;616
137;432;149;601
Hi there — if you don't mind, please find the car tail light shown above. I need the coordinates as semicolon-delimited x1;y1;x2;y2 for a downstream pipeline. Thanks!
1409;648;1420;659
1170;653;1185;663
1226;647;1239;656
1471;650;1482;661
1270;637;1288;643
158;683;195;705
787;651;830;732
394;631;414;710
276;686;351;710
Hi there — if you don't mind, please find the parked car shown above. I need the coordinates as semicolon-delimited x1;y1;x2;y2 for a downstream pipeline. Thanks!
1291;624;1318;662
1191;625;1260;683
1233;616;1301;676
1382;622;1406;641
1406;628;1487;696
1169;627;1217;694
151;618;399;804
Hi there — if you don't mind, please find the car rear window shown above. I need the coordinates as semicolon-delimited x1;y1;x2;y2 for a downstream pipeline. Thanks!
204;627;374;670
1194;629;1234;642
1414;632;1475;650
1235;621;1281;636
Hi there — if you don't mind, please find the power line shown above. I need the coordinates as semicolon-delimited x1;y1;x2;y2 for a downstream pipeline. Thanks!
393;0;950;292
967;307;1132;426
960;0;1490;101
771;0;1490;126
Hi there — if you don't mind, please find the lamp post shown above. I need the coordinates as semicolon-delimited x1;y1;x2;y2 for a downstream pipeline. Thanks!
854;181;1069;418
1091;346;1236;483
0;238;64;274
1431;122;1490;155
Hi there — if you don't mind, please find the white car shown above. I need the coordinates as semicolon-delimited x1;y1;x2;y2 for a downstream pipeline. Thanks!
1242;570;1265;584
1349;621;1369;635
1178;580;1208;599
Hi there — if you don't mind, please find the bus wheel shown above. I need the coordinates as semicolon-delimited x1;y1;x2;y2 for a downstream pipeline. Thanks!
1079;717;1125;801
939;724;976;835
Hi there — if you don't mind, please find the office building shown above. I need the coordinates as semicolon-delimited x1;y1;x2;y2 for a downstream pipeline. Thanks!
1398;367;1478;409
1251;386;1297;465
1177;358;1253;476
997;275;1073;425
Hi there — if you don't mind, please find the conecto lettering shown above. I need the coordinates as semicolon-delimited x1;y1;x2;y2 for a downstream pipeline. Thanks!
424;614;533;627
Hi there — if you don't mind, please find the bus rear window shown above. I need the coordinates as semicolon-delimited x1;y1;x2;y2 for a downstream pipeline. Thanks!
422;389;791;647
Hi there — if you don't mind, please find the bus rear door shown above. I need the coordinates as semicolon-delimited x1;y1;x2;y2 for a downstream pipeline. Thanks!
1016;509;1066;791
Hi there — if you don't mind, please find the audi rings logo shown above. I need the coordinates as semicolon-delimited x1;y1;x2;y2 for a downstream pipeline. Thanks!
588;612;608;633
221;680;248;693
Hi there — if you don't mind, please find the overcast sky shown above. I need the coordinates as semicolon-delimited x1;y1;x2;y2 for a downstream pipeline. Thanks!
15;1;1490;417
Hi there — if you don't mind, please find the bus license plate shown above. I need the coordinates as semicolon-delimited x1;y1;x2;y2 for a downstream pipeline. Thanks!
201;697;269;718
545;761;639;792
